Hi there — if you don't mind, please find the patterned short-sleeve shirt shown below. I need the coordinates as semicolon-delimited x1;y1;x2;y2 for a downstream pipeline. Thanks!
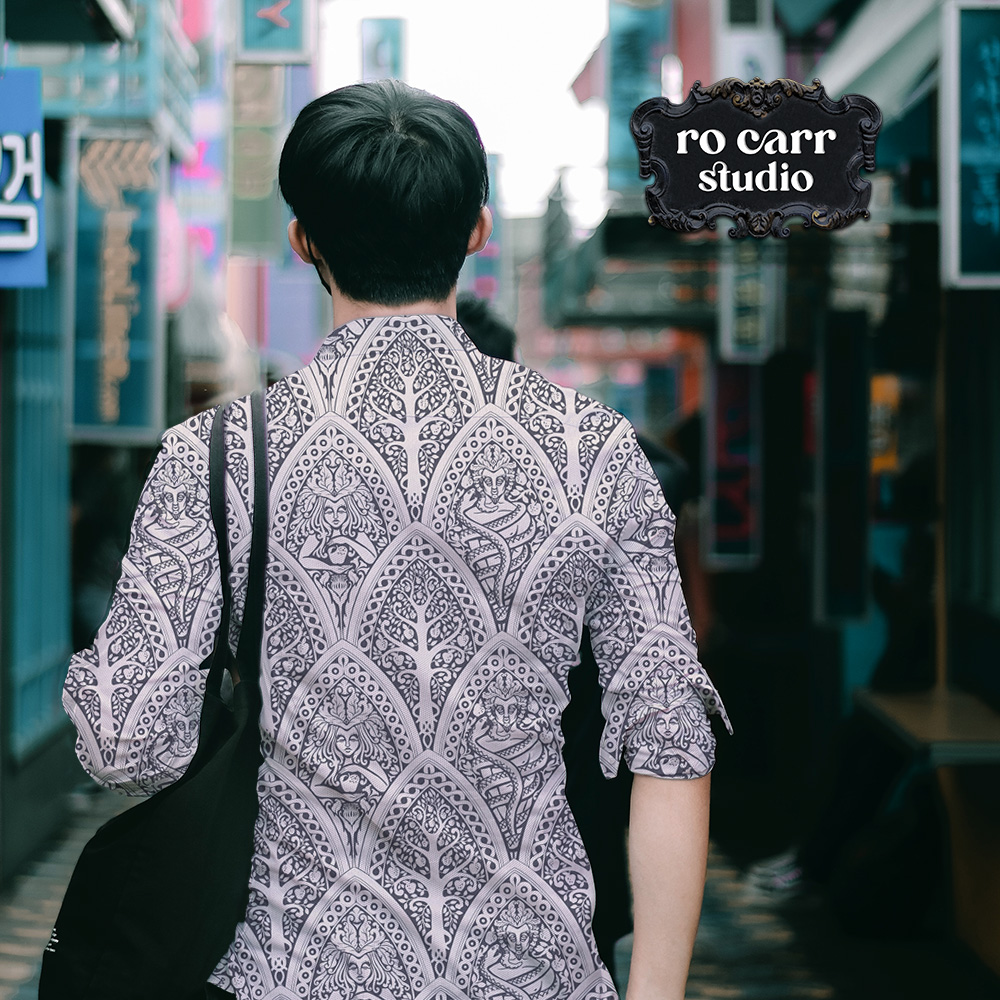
63;314;731;1000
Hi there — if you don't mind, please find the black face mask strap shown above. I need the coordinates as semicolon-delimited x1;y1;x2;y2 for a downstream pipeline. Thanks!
305;233;332;295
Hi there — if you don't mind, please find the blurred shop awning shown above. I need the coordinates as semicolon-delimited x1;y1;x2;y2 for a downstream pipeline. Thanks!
773;0;840;37
812;0;943;123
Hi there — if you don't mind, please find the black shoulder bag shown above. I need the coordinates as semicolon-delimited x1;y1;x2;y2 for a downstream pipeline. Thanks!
40;390;269;1000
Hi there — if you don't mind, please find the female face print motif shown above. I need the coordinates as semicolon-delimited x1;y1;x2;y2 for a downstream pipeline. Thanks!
625;668;715;777
135;458;215;634
137;686;201;785
451;443;543;615
300;681;398;857
289;454;386;629
313;909;410;1000
608;453;678;619
473;898;566;1000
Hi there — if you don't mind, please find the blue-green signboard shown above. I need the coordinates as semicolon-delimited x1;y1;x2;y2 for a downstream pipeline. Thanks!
942;2;1000;287
238;0;312;63
362;18;405;81
73;135;164;442
608;0;671;193
0;68;47;288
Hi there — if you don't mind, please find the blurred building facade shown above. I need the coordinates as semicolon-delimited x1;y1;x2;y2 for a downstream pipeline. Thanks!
0;0;322;880
532;0;1000;980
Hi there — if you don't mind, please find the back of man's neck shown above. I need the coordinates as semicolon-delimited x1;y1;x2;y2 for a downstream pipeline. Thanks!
331;288;457;327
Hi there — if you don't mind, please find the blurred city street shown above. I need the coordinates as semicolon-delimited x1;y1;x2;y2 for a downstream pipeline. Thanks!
2;0;1000;998
1;789;999;1000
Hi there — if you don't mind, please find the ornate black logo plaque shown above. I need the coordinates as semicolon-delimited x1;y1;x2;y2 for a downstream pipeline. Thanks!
630;78;882;238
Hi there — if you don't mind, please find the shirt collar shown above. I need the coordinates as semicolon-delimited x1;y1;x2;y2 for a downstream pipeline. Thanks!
314;313;480;362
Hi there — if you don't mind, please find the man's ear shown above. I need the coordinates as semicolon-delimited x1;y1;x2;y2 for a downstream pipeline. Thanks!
287;218;316;264
466;207;493;256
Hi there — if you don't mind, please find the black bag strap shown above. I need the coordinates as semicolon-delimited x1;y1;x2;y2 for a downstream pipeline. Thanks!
207;389;268;688
237;389;268;681
209;406;234;658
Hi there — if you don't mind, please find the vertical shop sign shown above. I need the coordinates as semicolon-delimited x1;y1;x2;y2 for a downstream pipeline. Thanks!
718;241;784;362
73;135;164;441
941;2;1000;287
231;64;285;257
869;374;901;475
238;0;313;63
704;362;762;568
608;0;671;193
815;311;870;621
362;18;405;81
0;68;47;288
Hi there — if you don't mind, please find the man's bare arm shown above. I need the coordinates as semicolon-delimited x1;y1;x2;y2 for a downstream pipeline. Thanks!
626;772;711;1000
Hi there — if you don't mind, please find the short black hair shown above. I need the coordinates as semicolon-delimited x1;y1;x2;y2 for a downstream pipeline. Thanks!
278;80;489;306
456;292;516;362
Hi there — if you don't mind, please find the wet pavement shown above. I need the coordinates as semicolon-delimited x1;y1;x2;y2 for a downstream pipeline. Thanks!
1;790;998;999
618;844;1000;1000
0;788;125;1000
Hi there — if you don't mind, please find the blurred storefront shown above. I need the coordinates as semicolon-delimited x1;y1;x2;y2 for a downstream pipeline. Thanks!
0;0;199;879
536;0;1000;980
0;0;266;881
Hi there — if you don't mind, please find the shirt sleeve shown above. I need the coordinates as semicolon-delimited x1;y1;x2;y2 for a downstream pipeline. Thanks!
583;421;731;780
62;408;235;796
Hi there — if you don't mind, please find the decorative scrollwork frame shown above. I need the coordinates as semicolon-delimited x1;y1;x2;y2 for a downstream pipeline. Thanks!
631;78;882;239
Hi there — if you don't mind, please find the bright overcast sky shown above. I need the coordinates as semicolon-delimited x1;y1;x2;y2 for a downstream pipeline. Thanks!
318;0;610;225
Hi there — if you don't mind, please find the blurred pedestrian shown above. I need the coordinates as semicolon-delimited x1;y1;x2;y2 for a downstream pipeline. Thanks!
63;80;729;1000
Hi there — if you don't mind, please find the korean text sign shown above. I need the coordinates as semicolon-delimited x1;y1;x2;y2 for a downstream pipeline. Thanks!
0;68;47;288
73;135;163;441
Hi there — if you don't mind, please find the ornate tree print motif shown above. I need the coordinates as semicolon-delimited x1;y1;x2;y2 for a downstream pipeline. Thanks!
263;569;327;719
536;802;592;932
132;456;216;635
472;898;567;1000
574;404;620;506
370;558;475;748
381;786;490;974
447;443;544;616
299;681;398;857
458;671;562;851
357;330;465;519
522;551;636;677
451;316;505;401
288;454;387;629
80;590;162;771
267;376;309;458
312;908;412;1000
247;790;337;985
507;374;619;512
523;553;589;672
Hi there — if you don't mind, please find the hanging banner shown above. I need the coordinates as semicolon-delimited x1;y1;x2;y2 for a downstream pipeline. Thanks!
237;0;314;63
718;240;785;362
941;2;1000;287
703;361;762;568
608;0;672;193
0;68;47;288
815;311;870;621
72;133;164;442
362;18;405;81
230;64;285;257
